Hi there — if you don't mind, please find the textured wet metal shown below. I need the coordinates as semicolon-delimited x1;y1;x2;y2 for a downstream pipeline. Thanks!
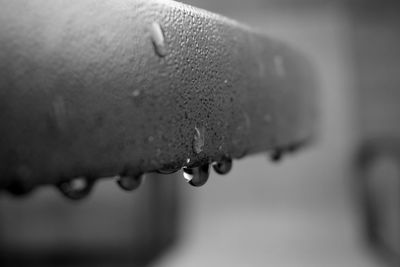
0;0;317;192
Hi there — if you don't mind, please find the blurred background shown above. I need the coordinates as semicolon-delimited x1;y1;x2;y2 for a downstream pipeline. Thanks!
0;0;399;266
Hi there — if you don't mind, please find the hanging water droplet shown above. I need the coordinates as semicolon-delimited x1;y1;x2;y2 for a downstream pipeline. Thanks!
270;149;283;162
193;125;205;154
213;156;233;175
57;177;95;200
7;166;34;195
116;174;143;191
182;164;210;187
150;22;167;57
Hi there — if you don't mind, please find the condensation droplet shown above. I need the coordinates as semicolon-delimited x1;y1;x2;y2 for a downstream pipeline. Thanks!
274;55;285;77
183;164;210;187
224;79;228;84
57;178;95;200
150;22;167;57
132;89;141;97
193;125;205;154
116;174;143;191
213;157;233;175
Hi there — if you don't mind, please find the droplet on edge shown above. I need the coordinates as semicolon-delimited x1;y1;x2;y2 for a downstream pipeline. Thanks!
183;164;210;187
132;89;141;97
150;22;167;57
213;157;233;175
57;178;95;200
116;174;143;191
270;149;283;162
193;125;205;154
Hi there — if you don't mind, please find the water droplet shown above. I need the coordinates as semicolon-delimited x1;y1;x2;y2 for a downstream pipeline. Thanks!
270;149;283;162
186;158;191;164
274;55;285;77
182;164;210;187
213;157;233;175
52;96;68;131
193;125;205;154
150;22;167;57
116;174;143;191
224;79;228;84
132;89;141;97
57;178;95;200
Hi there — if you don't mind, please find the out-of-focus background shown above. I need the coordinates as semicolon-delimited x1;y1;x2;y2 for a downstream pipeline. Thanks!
158;0;399;266
0;0;399;266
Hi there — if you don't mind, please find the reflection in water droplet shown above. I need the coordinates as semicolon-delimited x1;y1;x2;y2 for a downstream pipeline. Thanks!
182;164;210;187
193;125;205;154
57;178;95;200
213;157;233;175
150;22;167;57
274;55;285;77
116;174;143;191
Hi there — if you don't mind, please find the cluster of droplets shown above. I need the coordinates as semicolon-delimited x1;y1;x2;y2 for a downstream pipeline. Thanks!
268;141;304;163
54;156;234;200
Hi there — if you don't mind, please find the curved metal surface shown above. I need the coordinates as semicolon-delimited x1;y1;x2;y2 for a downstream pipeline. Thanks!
0;0;317;191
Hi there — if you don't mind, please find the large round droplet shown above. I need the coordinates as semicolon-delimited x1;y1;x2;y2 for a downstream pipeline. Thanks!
116;174;143;191
150;22;167;57
213;157;233;175
183;164;210;187
57;178;95;200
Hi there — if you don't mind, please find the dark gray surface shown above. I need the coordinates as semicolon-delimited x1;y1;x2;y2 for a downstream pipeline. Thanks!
0;0;317;191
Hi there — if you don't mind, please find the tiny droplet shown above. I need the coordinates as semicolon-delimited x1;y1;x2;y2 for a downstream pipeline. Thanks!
116;174;143;191
182;164;210;187
132;89;141;97
150;22;167;57
213;157;233;175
